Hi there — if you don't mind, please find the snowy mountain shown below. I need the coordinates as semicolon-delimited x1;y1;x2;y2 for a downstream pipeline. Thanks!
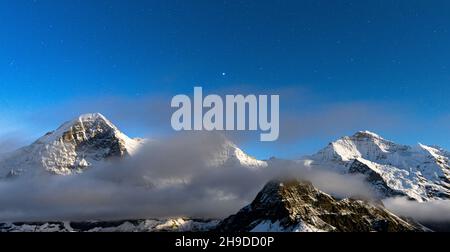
0;113;144;177
0;113;266;178
207;139;267;169
305;131;450;202
216;180;426;232
1;113;450;232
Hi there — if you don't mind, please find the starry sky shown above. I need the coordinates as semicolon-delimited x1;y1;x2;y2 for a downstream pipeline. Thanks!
0;0;449;158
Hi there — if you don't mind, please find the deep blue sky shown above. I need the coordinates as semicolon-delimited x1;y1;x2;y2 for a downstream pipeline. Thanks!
1;0;449;158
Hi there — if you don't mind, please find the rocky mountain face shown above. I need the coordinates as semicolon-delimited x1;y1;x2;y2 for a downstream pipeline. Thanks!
306;131;450;201
0;113;144;177
216;180;426;232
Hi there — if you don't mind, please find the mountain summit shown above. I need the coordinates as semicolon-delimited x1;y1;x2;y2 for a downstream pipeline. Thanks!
216;179;425;232
307;131;450;201
0;113;143;177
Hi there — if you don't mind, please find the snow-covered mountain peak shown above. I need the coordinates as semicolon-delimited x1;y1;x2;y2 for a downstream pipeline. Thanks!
308;131;450;201
0;113;144;177
315;131;398;162
36;113;119;144
207;138;267;169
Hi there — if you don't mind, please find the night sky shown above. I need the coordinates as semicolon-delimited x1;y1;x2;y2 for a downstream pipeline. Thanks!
1;0;449;158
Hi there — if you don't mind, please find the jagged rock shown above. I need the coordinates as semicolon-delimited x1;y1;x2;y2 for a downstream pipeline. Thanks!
216;180;426;232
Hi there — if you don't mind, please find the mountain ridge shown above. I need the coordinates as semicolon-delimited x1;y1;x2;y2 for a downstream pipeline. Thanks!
304;130;450;201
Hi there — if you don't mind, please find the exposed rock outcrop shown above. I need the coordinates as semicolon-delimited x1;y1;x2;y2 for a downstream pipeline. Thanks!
216;180;426;232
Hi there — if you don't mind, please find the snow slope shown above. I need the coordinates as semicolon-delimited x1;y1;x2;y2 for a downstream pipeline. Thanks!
207;139;268;169
0;113;144;177
305;131;450;201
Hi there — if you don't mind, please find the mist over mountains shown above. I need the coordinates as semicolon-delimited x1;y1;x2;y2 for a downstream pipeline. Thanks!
0;113;449;231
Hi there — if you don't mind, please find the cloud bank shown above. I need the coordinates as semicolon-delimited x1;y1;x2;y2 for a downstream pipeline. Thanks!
0;132;374;222
384;197;450;222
